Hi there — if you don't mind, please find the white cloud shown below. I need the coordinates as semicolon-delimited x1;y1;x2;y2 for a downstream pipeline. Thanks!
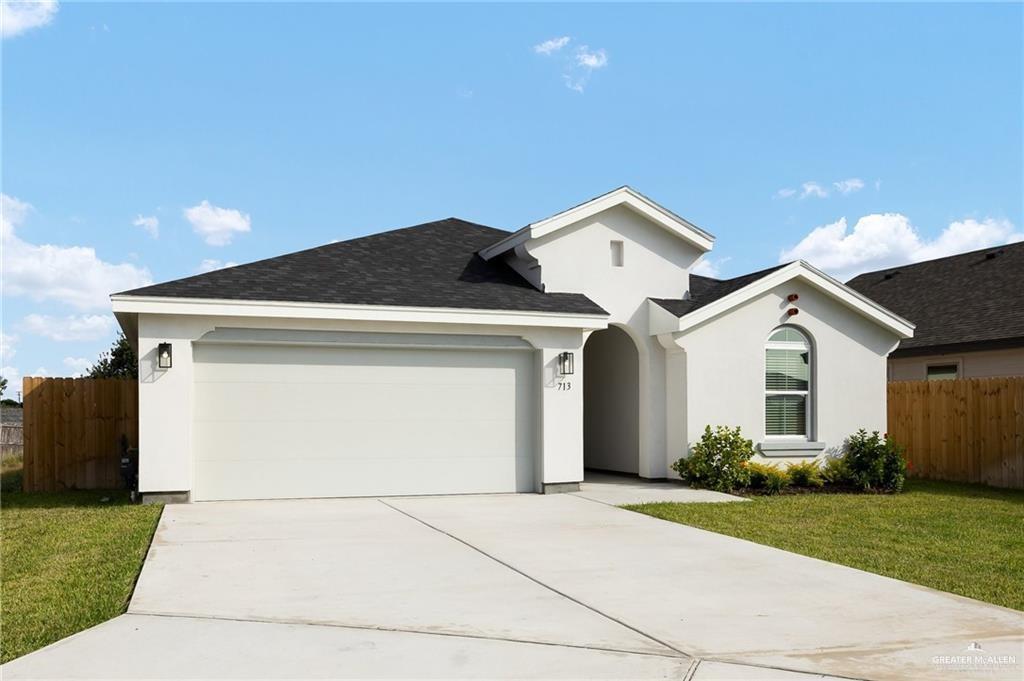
1;366;22;392
62;357;92;377
22;313;116;342
780;213;1024;281
575;46;608;70
2;194;152;310
800;181;829;199
691;256;731;278
1;0;58;38
833;178;865;195
534;36;570;55
133;214;159;238
184;200;251;246
0;332;16;362
534;36;608;93
197;258;239;273
563;45;609;93
33;367;49;376
776;188;797;199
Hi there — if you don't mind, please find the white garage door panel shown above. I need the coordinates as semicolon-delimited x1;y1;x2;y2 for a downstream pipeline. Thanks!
194;380;517;423
192;343;535;501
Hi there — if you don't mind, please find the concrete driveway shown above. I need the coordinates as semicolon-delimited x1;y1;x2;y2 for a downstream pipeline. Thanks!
4;486;1022;680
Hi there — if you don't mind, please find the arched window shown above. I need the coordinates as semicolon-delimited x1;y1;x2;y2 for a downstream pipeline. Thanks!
765;327;811;439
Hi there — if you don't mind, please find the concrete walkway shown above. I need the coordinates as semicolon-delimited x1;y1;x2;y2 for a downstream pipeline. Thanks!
4;491;1021;680
573;471;745;505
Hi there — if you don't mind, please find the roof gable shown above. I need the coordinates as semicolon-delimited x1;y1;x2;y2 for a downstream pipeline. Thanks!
846;242;1024;354
479;186;715;261
651;261;915;339
115;218;606;316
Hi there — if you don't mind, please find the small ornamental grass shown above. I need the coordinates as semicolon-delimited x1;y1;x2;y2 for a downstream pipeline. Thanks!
786;460;824;489
745;462;789;494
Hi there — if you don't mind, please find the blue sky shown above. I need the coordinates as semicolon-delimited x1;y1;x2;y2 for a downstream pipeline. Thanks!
2;1;1022;392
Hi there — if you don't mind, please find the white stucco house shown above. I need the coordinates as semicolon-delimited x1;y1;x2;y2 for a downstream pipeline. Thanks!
112;187;915;502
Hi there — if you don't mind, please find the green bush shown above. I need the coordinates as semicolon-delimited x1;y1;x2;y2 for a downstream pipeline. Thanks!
746;461;790;494
672;425;754;492
819;455;852;486
787;460;824;488
844;429;907;492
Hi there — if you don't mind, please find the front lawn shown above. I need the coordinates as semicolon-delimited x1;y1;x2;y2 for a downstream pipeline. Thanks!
0;491;163;663
625;479;1024;611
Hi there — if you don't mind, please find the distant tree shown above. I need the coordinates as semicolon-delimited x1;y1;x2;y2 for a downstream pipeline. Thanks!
88;333;138;379
0;376;7;398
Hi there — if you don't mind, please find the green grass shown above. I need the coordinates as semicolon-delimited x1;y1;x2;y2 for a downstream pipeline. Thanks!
1;490;163;663
1;451;23;494
625;479;1024;611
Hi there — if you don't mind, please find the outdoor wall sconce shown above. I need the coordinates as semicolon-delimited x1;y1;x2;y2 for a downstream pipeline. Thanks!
558;351;574;375
787;293;799;302
157;343;173;369
786;308;800;317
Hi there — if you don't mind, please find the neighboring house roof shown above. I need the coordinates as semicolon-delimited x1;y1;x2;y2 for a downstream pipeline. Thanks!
846;242;1024;357
649;260;915;339
650;264;790;317
479;186;715;261
116;218;607;316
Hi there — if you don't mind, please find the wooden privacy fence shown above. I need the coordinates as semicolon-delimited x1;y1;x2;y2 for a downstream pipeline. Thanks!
22;377;138;492
887;377;1024;489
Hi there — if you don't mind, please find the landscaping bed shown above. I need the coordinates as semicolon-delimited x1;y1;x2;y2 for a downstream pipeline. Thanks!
625;479;1024;611
0;491;162;663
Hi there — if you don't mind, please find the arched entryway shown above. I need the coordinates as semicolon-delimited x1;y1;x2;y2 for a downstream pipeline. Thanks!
583;325;640;474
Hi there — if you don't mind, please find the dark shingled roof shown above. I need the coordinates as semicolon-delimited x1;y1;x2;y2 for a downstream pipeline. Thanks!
117;218;607;316
846;242;1024;356
650;264;791;317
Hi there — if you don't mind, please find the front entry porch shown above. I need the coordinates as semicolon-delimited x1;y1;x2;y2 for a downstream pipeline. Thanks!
575;471;743;505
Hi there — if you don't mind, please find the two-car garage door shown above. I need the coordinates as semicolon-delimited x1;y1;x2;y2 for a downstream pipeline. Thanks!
191;341;535;501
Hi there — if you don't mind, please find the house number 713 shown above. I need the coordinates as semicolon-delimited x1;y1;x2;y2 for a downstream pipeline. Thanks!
556;381;572;391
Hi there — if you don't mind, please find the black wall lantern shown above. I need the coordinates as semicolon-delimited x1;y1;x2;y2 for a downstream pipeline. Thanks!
558;351;574;376
157;343;173;369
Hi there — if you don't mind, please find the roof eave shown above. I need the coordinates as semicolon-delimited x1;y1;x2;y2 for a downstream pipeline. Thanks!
110;294;610;330
665;261;916;339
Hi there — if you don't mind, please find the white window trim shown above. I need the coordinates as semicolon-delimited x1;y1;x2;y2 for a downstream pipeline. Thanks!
764;332;812;441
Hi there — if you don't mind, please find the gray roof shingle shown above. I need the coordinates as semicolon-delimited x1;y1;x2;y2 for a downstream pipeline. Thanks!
650;264;790;317
846;242;1024;356
117;218;607;316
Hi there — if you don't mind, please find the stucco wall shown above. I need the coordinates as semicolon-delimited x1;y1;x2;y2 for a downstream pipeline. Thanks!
665;279;901;467
522;204;704;478
888;346;1024;381
136;313;589;494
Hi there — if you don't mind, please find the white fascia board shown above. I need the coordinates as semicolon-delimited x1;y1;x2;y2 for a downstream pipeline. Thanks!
110;295;610;330
478;186;715;261
672;261;916;339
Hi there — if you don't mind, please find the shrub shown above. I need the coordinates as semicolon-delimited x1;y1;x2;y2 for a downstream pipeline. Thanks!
787;460;824;488
819;455;852;486
672;425;754;492
746;461;790;494
844;429;907;492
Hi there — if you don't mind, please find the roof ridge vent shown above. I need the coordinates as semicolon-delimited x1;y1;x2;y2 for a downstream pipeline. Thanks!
985;249;1004;260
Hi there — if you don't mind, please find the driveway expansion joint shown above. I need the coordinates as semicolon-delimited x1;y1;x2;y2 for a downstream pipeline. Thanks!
378;498;692;660
126;610;685;660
